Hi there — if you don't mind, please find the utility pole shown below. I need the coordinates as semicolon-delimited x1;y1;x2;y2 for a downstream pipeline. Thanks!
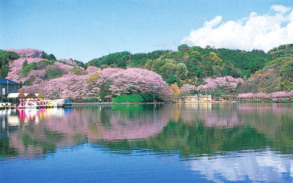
6;79;8;96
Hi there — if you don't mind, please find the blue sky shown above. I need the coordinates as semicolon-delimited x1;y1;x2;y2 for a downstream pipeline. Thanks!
1;0;292;62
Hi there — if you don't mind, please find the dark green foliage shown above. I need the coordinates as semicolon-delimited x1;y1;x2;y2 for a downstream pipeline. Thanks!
48;54;56;61
36;60;52;70
44;66;65;80
60;61;67;65
73;59;86;68
112;94;145;103
87;51;131;67
23;76;36;86
166;75;180;85
177;44;189;51
112;93;160;103
99;83;111;101
87;50;170;68
22;61;37;77
41;51;56;61
0;50;19;77
139;93;154;102
22;60;53;78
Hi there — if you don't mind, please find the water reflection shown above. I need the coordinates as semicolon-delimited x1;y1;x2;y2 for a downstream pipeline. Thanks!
0;103;293;158
189;150;293;182
0;103;293;180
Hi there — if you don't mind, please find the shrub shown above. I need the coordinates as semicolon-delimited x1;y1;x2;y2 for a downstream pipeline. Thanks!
0;50;19;77
280;60;293;81
112;94;145;103
139;93;160;102
44;66;65;80
84;98;100;102
36;60;52;70
70;67;88;75
112;93;160;103
87;72;101;83
22;61;37;77
23;76;35;85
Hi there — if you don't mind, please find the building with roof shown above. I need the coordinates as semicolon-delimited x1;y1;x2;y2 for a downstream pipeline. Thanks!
0;78;21;97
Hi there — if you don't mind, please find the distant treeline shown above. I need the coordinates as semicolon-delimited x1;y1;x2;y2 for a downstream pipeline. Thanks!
86;44;278;86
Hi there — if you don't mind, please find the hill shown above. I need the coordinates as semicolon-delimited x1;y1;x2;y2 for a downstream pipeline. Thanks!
238;45;293;93
1;48;171;101
87;45;271;86
1;44;293;101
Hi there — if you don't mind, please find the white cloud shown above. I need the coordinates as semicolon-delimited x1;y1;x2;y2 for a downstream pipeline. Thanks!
189;150;293;183
204;16;222;27
271;5;290;14
181;5;293;52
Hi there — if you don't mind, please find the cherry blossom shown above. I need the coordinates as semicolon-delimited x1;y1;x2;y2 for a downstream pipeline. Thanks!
180;84;197;94
197;76;244;92
4;48;43;58
238;90;293;99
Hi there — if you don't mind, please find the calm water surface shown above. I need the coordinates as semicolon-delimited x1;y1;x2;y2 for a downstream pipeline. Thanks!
1;103;293;183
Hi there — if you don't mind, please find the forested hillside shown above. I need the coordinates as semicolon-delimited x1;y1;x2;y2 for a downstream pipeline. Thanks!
1;44;293;101
238;44;293;93
0;50;19;78
87;44;272;86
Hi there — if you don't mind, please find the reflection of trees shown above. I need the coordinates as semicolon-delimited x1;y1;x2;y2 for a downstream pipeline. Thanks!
0;138;19;158
97;121;269;158
1;103;292;159
44;105;170;141
97;103;293;157
1;105;171;158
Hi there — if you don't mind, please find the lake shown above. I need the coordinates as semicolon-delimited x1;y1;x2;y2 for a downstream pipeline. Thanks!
1;103;293;183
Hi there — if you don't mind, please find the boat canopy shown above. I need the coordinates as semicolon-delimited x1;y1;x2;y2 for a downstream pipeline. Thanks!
35;93;44;98
25;93;37;98
7;93;26;98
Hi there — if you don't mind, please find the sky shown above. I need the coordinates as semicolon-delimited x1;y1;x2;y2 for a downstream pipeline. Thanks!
0;0;293;62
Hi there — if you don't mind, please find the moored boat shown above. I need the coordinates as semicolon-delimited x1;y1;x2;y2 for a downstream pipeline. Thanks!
17;98;39;109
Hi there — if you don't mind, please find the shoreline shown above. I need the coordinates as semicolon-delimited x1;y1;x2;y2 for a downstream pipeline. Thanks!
72;100;292;105
72;101;238;105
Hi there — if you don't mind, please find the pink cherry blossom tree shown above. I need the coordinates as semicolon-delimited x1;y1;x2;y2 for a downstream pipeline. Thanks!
197;76;244;93
179;84;197;95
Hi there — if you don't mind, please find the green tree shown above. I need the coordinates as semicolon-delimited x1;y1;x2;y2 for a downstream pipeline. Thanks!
0;50;19;77
45;66;65;80
159;62;176;80
48;54;56;61
22;61;37;77
22;60;28;67
280;60;293;81
178;44;189;51
176;63;188;80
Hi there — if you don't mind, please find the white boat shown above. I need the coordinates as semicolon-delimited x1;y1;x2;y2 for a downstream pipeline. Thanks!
0;102;13;109
48;99;71;107
17;99;39;109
